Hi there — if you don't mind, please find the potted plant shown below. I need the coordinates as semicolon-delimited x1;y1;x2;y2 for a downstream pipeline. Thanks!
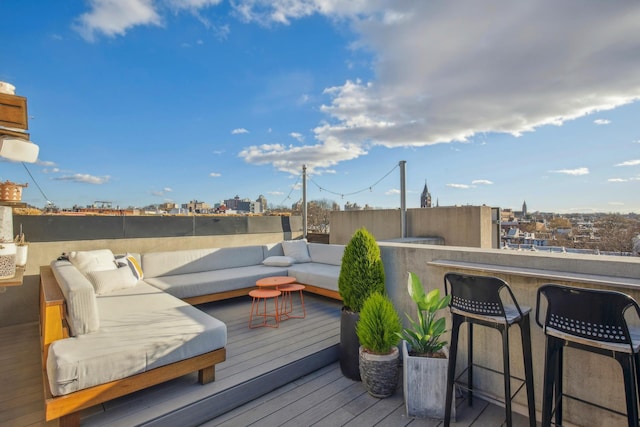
397;271;453;419
356;292;402;398
338;227;386;380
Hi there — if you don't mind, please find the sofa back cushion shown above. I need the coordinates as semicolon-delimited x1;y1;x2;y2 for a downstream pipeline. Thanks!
51;260;100;336
282;239;312;263
142;246;266;278
68;249;117;277
308;243;345;266
262;242;284;259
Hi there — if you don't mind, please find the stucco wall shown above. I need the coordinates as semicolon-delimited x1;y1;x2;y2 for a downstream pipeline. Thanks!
330;206;495;248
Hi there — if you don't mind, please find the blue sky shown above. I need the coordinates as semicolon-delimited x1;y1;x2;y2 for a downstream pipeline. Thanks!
1;1;639;214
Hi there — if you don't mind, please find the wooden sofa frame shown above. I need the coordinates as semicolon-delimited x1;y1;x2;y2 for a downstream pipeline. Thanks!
39;266;227;427
181;283;341;305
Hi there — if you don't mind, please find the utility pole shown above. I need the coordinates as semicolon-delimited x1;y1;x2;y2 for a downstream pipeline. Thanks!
302;164;307;239
400;160;407;238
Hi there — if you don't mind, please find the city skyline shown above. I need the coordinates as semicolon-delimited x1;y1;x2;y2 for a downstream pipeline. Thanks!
1;2;640;214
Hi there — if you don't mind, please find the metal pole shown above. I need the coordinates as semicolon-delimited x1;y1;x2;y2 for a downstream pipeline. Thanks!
302;164;307;239
400;160;406;238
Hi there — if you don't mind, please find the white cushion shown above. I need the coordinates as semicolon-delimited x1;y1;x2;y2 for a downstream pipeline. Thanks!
88;266;139;295
69;249;117;276
282;239;311;263
116;253;144;280
262;256;296;267
51;260;100;335
308;243;344;265
142;246;265;278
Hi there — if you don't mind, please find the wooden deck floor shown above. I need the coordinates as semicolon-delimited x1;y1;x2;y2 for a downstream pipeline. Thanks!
1;294;530;427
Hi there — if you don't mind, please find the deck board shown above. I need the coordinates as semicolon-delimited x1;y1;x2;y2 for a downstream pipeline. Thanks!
1;294;528;427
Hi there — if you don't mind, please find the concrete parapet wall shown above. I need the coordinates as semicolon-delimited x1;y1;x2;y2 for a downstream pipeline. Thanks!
330;206;495;248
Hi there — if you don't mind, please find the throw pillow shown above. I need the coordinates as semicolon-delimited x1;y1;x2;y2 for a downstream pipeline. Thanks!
116;253;144;280
88;266;139;295
282;239;311;263
69;249;117;276
262;256;296;267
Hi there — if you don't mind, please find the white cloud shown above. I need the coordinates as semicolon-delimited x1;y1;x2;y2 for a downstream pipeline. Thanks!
163;187;173;192
74;0;162;41
232;128;249;134
608;178;627;182
209;172;221;177
54;174;109;184
289;132;304;142
447;183;471;189
472;179;493;185
268;191;284;196
615;159;640;167
240;2;640;174
37;160;56;167
74;0;223;41
239;141;366;175
74;1;640;177
385;188;400;195
550;167;589;176
594;119;611;125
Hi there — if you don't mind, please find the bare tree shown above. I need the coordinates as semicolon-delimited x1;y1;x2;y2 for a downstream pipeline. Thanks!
595;214;640;254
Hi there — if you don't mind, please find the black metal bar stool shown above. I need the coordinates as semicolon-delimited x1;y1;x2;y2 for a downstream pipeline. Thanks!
444;272;536;427
536;284;640;427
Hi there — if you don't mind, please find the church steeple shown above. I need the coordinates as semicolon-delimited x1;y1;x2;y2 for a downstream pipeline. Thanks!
421;180;432;208
522;200;528;216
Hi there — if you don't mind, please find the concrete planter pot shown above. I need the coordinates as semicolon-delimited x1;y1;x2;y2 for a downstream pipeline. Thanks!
359;345;399;398
402;340;455;420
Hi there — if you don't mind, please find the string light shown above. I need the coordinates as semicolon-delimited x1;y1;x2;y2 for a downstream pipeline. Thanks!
276;162;399;207
278;175;302;206
307;163;399;197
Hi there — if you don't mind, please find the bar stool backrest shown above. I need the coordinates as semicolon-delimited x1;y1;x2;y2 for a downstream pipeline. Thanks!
444;273;522;321
536;284;640;350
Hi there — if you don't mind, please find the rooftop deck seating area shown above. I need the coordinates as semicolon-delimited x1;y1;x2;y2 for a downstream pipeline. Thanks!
3;215;640;426
39;240;345;425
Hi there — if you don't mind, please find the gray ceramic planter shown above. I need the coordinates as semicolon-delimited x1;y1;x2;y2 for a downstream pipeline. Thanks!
359;345;400;398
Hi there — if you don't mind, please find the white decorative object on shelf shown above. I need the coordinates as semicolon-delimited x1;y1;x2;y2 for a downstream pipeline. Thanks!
0;242;16;279
0;137;39;163
14;227;27;267
0;81;16;95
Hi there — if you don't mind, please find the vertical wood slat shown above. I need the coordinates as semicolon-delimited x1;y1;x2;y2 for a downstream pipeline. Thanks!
39;266;67;368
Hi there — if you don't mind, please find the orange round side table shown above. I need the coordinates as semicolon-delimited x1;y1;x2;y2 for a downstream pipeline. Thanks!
255;276;296;288
249;289;281;328
278;283;306;319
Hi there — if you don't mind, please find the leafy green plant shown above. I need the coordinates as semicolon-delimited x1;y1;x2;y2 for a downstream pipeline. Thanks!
356;292;402;355
338;227;385;312
397;272;451;357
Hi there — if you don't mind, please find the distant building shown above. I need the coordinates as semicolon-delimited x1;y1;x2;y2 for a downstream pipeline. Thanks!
224;195;252;212
420;181;432;208
182;200;211;213
256;195;267;212
522;200;528;217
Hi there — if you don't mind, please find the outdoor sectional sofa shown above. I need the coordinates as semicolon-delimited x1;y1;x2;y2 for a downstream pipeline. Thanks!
39;239;344;426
